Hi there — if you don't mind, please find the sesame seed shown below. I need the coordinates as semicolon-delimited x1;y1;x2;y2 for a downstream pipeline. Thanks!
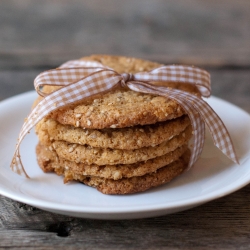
110;124;117;128
76;121;80;127
68;147;74;153
75;113;81;118
86;110;92;116
87;119;92;126
139;129;144;133
114;171;121;180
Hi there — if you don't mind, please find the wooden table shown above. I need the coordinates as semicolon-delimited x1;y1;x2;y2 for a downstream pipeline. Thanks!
1;1;250;249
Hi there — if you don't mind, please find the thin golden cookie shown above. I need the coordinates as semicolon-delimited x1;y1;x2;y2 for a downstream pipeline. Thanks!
49;125;192;165
36;115;190;150
72;150;191;195
48;89;186;129
36;142;188;180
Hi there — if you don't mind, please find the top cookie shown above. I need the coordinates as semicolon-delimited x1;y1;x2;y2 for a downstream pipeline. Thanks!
36;55;200;129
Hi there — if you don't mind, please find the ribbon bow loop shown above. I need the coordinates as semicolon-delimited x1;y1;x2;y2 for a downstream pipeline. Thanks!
134;65;211;97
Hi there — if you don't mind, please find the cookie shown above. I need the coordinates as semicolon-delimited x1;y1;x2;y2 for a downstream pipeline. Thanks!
36;115;190;150
34;55;200;129
70;149;191;194
48;125;192;165
47;89;186;129
36;142;188;180
81;54;162;74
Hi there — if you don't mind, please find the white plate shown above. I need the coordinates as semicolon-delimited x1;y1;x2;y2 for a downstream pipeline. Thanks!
0;91;250;220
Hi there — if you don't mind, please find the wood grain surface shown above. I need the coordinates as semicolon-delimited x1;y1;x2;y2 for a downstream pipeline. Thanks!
1;0;250;69
0;1;250;249
1;185;250;249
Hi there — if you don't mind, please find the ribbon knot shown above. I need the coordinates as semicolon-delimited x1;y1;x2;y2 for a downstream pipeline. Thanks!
121;73;134;84
10;59;239;178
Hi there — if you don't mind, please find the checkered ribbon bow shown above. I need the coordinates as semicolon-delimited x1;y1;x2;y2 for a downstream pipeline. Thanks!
11;59;238;177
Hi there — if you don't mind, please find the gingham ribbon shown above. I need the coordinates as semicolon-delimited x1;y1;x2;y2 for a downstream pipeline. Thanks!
11;60;238;177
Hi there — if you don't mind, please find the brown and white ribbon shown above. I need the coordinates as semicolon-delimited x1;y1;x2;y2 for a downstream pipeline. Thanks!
11;60;239;177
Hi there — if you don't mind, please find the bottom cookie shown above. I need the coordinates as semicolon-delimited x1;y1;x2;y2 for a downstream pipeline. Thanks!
71;149;190;194
36;142;190;195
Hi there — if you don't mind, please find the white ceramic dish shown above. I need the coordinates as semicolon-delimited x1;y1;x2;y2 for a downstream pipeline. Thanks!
0;91;249;220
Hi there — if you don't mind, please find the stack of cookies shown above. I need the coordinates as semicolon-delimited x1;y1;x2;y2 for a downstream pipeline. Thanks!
35;55;197;194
